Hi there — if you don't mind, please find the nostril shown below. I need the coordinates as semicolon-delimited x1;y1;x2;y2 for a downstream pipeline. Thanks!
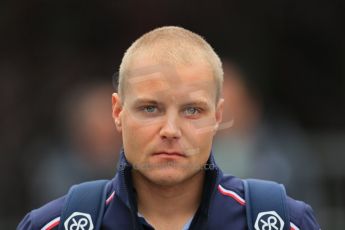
160;123;181;139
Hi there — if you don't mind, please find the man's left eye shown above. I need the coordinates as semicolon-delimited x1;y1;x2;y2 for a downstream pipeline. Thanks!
184;107;200;116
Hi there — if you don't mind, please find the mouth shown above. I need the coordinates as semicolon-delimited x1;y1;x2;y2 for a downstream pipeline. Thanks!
152;151;187;158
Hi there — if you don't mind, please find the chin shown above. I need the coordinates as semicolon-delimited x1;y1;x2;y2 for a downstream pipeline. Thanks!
143;168;197;187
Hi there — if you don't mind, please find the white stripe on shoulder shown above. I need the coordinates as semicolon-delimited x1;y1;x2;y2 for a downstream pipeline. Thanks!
218;184;246;205
290;222;300;230
106;191;115;205
41;216;60;230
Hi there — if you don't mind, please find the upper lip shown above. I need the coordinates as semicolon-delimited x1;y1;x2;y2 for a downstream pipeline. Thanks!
152;151;186;157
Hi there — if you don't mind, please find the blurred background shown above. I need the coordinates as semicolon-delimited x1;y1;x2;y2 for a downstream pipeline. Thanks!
1;0;344;229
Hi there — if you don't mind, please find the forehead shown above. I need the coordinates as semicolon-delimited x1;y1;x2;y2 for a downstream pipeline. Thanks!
124;59;216;104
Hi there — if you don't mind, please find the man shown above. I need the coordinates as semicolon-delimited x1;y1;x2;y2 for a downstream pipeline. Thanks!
18;26;320;230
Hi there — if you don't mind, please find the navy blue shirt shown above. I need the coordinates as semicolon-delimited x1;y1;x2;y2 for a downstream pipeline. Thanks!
18;152;320;230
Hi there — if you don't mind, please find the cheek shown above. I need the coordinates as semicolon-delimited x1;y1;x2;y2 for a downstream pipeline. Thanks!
184;116;217;141
181;120;214;158
121;112;159;160
195;131;214;153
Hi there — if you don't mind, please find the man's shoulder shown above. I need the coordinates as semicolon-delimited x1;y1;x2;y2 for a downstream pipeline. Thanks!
18;196;66;230
218;174;320;229
286;196;320;229
218;173;245;198
18;179;115;230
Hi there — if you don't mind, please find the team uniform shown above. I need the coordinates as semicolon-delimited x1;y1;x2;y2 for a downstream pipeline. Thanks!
18;151;320;230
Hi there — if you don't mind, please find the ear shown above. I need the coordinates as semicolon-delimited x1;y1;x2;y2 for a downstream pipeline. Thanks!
214;98;224;133
112;93;123;132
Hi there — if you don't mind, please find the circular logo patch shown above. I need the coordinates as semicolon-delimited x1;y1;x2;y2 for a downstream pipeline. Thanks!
64;212;94;230
254;211;284;230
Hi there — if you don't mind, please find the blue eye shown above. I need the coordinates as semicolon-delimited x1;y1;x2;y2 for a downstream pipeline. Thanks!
143;105;157;113
184;107;199;116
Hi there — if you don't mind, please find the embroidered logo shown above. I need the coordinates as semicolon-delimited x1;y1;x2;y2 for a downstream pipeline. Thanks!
64;212;94;230
254;211;284;230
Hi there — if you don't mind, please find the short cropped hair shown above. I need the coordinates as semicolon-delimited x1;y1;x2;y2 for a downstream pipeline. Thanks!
118;26;223;102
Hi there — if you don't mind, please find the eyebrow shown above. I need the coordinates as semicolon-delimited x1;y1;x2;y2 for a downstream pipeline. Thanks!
132;98;161;106
182;101;211;108
132;98;212;108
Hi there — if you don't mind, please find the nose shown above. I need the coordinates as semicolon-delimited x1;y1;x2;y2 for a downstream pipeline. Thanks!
159;113;181;140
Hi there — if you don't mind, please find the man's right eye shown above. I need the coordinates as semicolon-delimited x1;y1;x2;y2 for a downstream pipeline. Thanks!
143;105;157;113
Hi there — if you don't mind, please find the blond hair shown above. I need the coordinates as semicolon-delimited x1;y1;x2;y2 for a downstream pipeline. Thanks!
118;26;223;101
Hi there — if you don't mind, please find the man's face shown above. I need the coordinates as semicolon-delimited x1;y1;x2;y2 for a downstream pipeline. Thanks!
112;57;223;186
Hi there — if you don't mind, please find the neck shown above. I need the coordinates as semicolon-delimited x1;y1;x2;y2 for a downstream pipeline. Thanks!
132;170;205;229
